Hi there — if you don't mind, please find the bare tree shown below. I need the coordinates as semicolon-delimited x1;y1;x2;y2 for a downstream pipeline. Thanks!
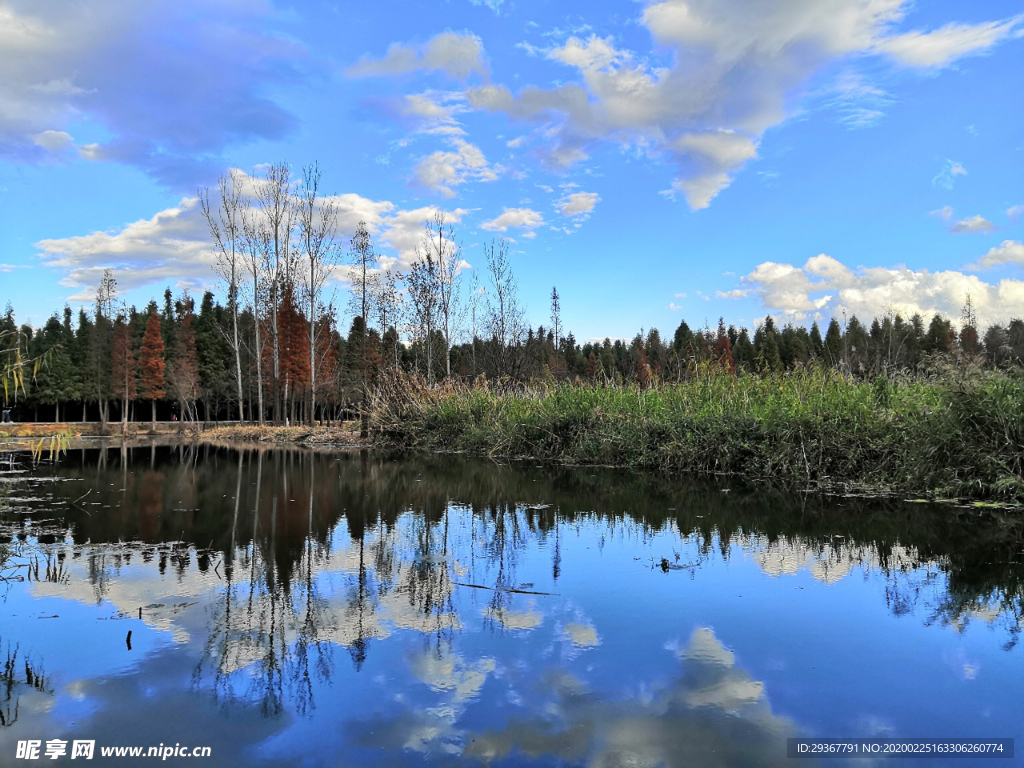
253;162;294;424
483;239;527;380
407;244;439;383
200;169;246;422
374;266;403;371
240;201;269;424
349;222;379;436
469;270;484;377
423;211;463;379
297;163;340;426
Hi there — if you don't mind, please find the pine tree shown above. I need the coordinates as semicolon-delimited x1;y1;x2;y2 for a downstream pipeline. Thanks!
824;318;843;367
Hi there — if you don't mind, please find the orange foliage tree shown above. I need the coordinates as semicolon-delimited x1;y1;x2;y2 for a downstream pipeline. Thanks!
139;311;166;428
110;318;137;426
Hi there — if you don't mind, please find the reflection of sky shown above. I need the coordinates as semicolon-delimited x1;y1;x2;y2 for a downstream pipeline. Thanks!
2;503;1022;766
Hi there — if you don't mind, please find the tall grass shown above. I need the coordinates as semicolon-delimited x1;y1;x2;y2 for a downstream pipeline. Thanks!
370;365;1024;501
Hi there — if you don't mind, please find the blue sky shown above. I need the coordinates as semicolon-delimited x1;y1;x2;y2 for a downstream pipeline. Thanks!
1;0;1022;338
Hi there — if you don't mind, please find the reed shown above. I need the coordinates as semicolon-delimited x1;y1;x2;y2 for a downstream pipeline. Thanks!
369;365;1024;501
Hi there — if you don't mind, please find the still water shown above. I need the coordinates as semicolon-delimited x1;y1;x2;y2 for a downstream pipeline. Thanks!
0;443;1021;766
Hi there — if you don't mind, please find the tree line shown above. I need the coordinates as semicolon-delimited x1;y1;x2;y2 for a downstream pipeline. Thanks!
3;163;1023;427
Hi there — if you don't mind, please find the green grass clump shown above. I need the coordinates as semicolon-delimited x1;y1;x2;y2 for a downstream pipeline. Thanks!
369;366;1024;502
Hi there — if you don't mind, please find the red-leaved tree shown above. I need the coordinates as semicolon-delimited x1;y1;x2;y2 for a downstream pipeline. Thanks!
110;319;137;427
139;311;166;428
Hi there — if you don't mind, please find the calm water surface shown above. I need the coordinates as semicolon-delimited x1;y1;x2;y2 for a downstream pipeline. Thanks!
0;444;1021;766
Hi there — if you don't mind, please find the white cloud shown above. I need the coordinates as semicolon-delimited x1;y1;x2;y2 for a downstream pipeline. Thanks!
874;17;1023;68
399;91;468;136
464;3;1021;210
412;138;498;197
32;129;73;152
950;215;995;234
557;191;600;218
35;197;216;301
33;182;459;298
717;289;750;299
0;1;305;186
933;160;967;190
1008;205;1024;222
347;32;488;79
930;205;954;222
735;253;1024;326
378;205;468;267
480;207;544;233
971;240;1024;270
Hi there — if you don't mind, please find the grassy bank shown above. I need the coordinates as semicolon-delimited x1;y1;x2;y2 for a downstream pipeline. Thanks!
198;423;366;447
369;366;1024;502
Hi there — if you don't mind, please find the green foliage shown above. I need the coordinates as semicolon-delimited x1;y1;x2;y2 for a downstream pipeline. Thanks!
371;365;1024;502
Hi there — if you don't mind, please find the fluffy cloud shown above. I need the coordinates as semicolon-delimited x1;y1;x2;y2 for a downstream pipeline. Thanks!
32;130;74;152
412;138;498;197
930;205;954;222
34;182;465;300
557;191;600;218
950;215;995;234
347;32;488;79
0;1;306;186
972;240;1024;270
1008;205;1024;222
35;197;216;301
466;2;1020;210
377;205;468;267
729;253;1024;326
481;207;544;233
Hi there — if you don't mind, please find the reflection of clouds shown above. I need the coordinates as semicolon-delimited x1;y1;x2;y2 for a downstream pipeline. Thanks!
30;552;214;643
562;621;600;648
677;628;764;713
351;626;796;766
486;601;543;631
0;650;294;768
347;649;496;757
412;650;495;702
735;533;921;585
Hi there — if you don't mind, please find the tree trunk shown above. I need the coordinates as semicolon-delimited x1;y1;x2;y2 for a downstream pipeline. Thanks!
151;399;156;430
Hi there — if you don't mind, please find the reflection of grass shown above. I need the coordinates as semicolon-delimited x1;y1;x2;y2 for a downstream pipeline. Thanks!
1;637;52;727
371;366;1024;501
199;423;365;446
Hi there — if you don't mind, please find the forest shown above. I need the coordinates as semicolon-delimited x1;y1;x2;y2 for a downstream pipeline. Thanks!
4;260;1022;427
2;163;1023;499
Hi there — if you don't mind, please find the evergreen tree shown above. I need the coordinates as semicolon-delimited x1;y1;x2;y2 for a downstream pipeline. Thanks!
753;317;782;372
809;321;824;359
824;318;843;367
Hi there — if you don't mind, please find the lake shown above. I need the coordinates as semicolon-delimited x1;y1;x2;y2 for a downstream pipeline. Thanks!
1;443;1021;766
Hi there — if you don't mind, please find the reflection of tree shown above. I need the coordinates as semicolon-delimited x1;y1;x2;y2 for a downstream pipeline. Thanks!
196;450;338;718
1;637;51;727
10;442;1022;727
